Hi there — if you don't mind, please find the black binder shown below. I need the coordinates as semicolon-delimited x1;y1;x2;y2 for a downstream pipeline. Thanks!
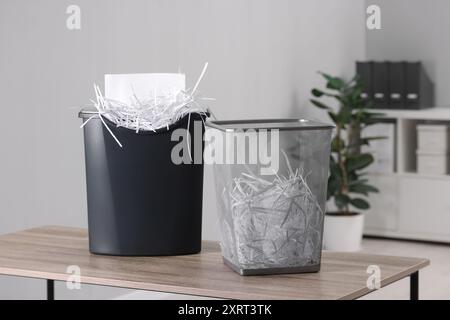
389;62;406;109
405;62;433;109
372;62;389;109
356;61;373;103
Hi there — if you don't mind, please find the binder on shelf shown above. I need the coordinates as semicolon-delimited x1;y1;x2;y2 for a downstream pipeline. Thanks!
404;62;433;109
356;61;373;103
372;62;389;109
388;62;406;109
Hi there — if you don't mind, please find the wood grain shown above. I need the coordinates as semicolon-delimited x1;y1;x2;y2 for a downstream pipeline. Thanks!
0;226;429;300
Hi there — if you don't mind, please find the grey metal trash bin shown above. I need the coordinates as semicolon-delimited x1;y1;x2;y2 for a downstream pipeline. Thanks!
207;119;333;275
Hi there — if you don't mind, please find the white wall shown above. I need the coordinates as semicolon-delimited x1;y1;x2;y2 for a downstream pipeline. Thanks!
365;0;450;107
0;0;365;299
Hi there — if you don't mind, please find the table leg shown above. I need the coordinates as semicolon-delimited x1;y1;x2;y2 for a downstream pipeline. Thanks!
410;271;419;300
47;279;54;300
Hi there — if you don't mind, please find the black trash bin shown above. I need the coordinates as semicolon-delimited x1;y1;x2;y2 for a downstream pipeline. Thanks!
79;109;206;256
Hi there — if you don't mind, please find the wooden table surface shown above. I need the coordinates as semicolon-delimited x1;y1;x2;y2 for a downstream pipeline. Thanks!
0;226;429;300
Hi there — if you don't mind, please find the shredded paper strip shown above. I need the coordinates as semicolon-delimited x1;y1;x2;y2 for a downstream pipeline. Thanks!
80;63;211;147
220;152;324;270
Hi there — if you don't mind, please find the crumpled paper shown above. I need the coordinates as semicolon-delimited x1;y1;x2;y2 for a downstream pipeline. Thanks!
222;151;324;270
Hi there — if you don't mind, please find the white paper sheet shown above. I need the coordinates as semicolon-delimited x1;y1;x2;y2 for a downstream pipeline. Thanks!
104;73;186;105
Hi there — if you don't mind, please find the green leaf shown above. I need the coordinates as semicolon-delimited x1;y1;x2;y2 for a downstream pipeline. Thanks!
311;88;325;97
346;153;374;172
335;194;350;209
328;156;341;199
359;136;387;147
349;183;379;195
348;136;386;148
327;176;339;199
360;111;385;123
337;106;352;124
327;79;345;91
329;159;341;180
329;154;337;164
331;136;345;152
366;111;385;118
350;198;370;210
348;178;368;186
328;111;338;123
350;86;363;100
319;72;345;90
363;136;387;141
310;99;330;110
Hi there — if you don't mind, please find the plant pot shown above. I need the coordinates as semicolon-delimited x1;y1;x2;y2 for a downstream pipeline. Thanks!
323;213;364;252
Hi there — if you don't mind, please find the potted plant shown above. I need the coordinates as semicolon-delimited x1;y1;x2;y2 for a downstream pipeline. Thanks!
310;72;383;251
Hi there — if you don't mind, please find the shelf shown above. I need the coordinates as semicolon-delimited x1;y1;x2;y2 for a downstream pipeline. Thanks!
364;107;450;243
368;171;450;180
364;228;450;243
398;172;450;180
371;107;450;120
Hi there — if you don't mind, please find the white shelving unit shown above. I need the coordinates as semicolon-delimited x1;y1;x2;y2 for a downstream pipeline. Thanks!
364;107;450;243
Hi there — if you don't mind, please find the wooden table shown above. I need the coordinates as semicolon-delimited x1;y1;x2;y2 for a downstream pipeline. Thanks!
0;226;429;300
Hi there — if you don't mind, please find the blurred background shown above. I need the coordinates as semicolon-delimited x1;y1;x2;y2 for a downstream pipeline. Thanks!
1;0;449;299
